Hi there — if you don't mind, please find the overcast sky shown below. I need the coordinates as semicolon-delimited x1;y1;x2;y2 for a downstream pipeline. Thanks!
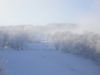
0;0;100;32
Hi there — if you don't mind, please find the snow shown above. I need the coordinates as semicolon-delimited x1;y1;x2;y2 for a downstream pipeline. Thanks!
24;42;55;51
0;50;100;75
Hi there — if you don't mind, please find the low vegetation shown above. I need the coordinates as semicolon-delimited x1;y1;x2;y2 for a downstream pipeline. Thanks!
0;25;100;65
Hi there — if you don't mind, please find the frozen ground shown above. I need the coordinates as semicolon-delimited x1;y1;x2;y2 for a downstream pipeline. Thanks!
0;50;100;75
0;42;100;75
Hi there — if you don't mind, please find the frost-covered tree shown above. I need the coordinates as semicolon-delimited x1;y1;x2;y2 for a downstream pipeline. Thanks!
0;32;9;49
51;31;100;64
9;33;30;50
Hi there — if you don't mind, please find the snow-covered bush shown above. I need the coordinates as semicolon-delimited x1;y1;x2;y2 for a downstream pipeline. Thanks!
51;32;100;64
0;29;31;50
8;33;30;50
0;32;9;49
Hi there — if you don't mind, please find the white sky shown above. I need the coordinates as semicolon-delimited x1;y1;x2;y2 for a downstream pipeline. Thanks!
0;0;100;33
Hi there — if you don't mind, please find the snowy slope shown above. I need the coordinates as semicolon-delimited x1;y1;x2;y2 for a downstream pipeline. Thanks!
0;50;100;75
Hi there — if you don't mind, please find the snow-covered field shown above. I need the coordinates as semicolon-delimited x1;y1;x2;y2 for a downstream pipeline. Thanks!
0;50;100;75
